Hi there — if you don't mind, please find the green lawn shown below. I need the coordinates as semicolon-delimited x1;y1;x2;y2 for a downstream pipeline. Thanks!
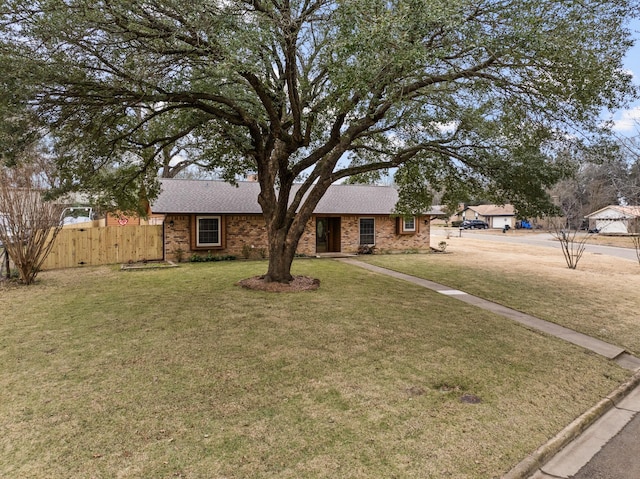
0;259;630;478
361;243;640;356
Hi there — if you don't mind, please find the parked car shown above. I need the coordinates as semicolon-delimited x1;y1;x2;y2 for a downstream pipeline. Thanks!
461;219;489;229
60;206;94;226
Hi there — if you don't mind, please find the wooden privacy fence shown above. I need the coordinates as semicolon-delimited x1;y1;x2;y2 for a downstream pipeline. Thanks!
41;225;163;270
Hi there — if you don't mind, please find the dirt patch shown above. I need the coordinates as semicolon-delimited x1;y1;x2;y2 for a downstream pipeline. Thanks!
237;275;320;292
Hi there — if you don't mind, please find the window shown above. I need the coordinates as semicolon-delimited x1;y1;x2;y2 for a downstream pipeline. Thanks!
397;216;418;234
359;218;375;245
403;217;416;232
196;216;221;247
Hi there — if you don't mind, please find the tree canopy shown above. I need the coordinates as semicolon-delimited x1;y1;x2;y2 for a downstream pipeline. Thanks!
1;0;638;281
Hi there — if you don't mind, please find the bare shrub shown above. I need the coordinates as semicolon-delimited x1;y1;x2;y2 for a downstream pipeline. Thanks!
549;219;591;270
0;163;64;284
633;236;640;266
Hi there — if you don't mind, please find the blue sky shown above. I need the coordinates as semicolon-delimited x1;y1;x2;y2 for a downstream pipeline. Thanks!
610;20;640;134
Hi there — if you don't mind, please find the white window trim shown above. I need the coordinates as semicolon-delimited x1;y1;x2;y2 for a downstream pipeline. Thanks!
359;217;375;245
196;215;222;247
403;217;416;232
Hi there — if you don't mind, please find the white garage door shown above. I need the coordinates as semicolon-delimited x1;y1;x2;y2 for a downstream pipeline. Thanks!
596;220;628;233
491;216;512;229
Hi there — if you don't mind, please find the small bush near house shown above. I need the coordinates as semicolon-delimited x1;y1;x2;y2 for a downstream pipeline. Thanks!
189;253;237;262
173;248;185;263
357;244;376;254
241;244;254;259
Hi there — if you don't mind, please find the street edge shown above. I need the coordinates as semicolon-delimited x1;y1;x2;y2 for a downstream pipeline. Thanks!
502;368;640;479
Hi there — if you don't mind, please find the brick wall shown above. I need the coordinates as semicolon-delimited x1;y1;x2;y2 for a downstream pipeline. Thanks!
163;213;431;261
164;215;191;261
339;216;431;253
225;215;269;257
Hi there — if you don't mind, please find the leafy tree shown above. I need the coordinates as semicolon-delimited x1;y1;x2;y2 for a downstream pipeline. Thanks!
0;46;42;166
119;105;222;179
1;0;637;282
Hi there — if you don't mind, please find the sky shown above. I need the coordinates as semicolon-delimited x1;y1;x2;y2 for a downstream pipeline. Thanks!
610;19;640;135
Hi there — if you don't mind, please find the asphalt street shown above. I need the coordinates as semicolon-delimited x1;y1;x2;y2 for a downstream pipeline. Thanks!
571;412;640;479
432;228;639;262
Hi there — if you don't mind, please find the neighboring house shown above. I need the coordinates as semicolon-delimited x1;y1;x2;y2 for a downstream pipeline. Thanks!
150;179;440;260
585;205;640;234
104;211;141;227
424;205;450;226
456;204;516;229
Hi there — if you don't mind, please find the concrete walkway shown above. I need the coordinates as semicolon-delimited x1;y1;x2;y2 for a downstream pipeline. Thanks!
336;258;640;479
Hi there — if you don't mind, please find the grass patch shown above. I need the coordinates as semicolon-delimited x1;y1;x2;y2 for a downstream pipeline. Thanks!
362;237;640;355
587;234;638;249
0;259;631;478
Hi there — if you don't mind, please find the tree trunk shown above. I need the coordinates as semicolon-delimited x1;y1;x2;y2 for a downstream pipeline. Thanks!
264;230;296;283
256;139;334;283
260;183;320;284
2;248;10;279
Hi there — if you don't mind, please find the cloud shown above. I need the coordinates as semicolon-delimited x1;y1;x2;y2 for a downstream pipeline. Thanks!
611;106;640;133
621;68;636;80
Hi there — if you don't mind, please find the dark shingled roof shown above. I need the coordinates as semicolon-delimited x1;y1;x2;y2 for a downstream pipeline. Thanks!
151;179;437;215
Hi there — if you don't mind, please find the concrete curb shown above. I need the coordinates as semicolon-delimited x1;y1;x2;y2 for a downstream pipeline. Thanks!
503;369;640;479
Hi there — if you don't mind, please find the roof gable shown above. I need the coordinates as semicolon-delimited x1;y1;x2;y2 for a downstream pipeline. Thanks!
585;205;640;219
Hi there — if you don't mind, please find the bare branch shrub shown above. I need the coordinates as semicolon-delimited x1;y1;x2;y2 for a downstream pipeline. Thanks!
549;218;591;270
0;163;64;284
633;236;640;266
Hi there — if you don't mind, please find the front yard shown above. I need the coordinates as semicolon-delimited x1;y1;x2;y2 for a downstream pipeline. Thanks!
363;235;640;355
0;255;633;478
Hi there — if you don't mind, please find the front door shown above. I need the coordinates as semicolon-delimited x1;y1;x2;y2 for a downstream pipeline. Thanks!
316;217;341;253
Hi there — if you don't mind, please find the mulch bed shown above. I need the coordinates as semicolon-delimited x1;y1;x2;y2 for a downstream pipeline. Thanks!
120;260;178;271
237;275;320;292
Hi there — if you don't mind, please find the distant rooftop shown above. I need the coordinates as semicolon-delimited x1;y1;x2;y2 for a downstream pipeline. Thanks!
585;205;640;219
464;204;515;216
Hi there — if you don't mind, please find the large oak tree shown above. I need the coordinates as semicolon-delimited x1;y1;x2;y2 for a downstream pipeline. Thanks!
1;0;637;282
